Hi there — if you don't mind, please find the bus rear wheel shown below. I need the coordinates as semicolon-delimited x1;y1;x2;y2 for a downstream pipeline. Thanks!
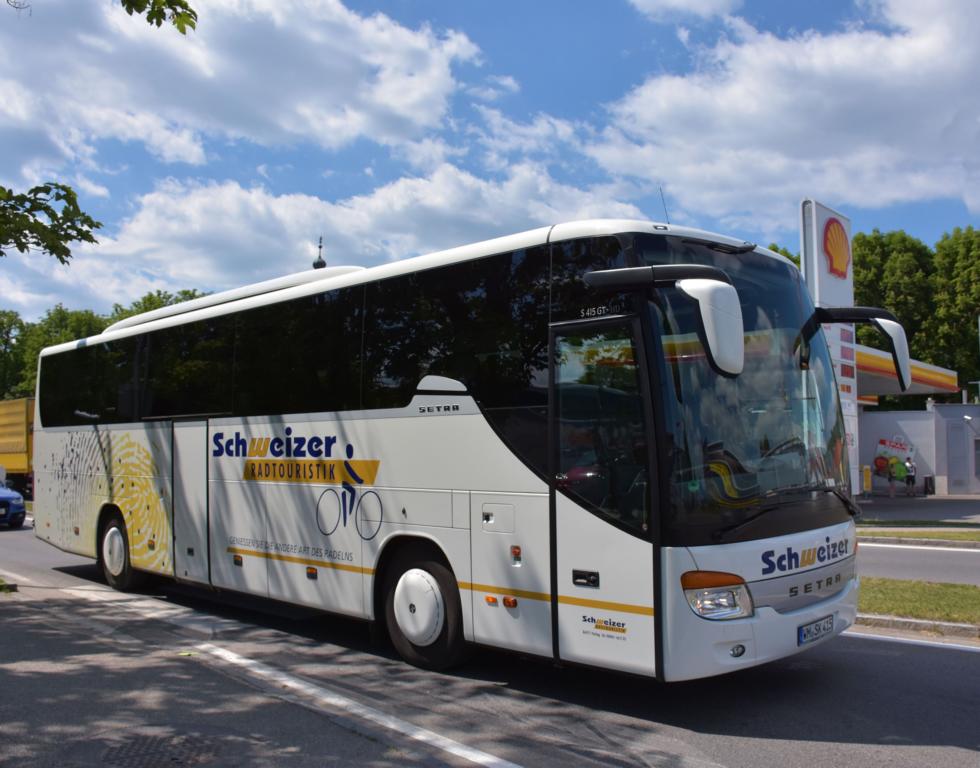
99;515;143;591
384;556;465;670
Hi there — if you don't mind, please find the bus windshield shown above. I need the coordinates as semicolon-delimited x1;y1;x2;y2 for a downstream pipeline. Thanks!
634;234;849;546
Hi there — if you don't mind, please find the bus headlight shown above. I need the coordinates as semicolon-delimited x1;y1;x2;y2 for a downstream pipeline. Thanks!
681;571;754;620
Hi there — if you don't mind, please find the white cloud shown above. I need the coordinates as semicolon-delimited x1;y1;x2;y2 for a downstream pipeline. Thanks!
589;0;980;236
0;0;479;185
473;107;579;171
73;174;111;198
3;165;642;320
467;74;521;102
629;0;742;22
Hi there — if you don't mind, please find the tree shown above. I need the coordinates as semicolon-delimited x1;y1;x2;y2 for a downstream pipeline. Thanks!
108;289;208;324
0;310;25;398
766;243;799;267
6;1;197;34
0;184;102;264
852;229;934;361
929;226;980;391
1;1;197;265
120;0;197;35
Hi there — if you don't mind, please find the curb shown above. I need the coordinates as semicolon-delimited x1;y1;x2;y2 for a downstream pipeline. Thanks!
856;613;979;640
858;535;980;549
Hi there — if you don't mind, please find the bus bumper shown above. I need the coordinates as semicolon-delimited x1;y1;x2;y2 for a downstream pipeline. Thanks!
662;552;858;682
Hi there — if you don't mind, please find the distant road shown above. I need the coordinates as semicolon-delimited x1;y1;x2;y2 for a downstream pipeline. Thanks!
858;542;980;586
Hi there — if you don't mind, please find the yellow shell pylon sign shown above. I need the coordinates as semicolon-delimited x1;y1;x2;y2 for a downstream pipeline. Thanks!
823;217;850;279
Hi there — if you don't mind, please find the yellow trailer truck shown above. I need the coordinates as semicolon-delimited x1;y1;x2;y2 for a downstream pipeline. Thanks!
0;398;34;498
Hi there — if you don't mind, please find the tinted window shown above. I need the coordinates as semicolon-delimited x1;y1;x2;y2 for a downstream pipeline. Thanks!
101;337;139;423
142;316;234;419
550;236;627;323
234;287;362;417
362;247;551;473
555;321;650;535
38;344;104;426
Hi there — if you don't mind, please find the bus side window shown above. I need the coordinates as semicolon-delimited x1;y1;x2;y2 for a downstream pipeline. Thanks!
555;323;650;536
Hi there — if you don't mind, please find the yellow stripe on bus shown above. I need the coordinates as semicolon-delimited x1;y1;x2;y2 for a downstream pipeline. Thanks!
459;581;654;616
227;546;374;575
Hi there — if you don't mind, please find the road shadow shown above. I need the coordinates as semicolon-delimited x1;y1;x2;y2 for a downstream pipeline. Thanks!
46;563;980;759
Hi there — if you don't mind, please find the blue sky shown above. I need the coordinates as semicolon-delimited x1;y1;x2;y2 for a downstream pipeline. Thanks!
1;0;978;320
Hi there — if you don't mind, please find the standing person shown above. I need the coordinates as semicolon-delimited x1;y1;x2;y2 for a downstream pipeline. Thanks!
904;456;917;497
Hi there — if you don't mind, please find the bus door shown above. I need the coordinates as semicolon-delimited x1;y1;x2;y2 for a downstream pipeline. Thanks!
550;318;657;676
172;420;210;585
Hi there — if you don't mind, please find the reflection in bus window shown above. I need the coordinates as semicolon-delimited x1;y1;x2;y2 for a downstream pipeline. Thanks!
555;324;649;535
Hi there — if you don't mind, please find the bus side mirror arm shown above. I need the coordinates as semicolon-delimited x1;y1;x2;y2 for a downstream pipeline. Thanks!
812;306;912;392
583;265;745;377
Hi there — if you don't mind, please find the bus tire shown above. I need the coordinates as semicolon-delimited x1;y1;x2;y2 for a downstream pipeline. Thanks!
99;514;143;591
384;556;465;670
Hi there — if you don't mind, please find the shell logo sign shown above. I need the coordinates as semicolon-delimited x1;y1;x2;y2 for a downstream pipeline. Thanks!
823;217;850;279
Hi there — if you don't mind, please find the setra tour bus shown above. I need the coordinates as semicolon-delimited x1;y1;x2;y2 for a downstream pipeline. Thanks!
32;219;912;681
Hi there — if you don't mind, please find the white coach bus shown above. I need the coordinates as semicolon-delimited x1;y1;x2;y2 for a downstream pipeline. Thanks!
32;220;911;681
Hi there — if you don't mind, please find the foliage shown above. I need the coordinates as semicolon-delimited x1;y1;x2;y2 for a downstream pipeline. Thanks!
0;184;102;265
929;227;980;393
0;311;25;398
852;229;934;360
108;289;207;324
766;242;799;267
120;0;198;34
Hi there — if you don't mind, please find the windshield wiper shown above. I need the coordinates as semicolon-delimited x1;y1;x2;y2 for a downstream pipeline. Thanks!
712;484;859;542
829;487;861;518
712;499;781;542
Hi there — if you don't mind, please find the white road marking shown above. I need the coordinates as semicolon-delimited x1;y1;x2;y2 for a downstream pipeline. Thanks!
859;542;979;554
197;642;523;768
0;567;36;585
36;578;522;767
845;629;980;653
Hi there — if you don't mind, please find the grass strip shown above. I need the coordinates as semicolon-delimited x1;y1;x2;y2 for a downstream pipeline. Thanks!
858;528;980;543
859;577;980;625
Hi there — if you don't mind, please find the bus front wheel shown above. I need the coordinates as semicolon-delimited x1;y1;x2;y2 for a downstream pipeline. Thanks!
99;515;142;591
384;556;465;670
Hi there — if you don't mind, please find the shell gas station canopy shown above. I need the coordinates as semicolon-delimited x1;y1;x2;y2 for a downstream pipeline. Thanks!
855;345;958;403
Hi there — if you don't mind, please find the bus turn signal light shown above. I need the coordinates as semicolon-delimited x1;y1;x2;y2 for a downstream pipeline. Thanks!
681;571;754;621
485;596;498;605
503;596;518;608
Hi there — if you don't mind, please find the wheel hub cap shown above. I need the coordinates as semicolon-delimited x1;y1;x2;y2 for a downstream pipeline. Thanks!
393;569;444;647
103;527;126;577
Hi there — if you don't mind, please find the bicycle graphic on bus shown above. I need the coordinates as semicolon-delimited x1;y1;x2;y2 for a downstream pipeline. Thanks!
314;442;383;541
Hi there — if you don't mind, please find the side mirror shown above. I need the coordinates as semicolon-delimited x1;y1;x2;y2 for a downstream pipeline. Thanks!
869;317;912;392
584;264;745;377
677;279;744;376
813;307;912;392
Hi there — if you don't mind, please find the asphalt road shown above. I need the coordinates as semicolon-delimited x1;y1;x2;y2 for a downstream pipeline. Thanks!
2;524;978;768
857;542;980;586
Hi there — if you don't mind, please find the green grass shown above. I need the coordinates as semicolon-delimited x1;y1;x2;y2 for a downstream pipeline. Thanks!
858;528;980;543
859;577;980;625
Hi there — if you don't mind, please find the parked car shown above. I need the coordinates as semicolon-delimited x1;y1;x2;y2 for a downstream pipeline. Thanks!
0;483;26;529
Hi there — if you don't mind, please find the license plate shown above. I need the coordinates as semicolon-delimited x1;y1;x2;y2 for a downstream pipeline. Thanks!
798;615;834;646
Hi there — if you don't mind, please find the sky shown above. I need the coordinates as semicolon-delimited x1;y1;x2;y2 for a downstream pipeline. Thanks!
1;0;978;321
